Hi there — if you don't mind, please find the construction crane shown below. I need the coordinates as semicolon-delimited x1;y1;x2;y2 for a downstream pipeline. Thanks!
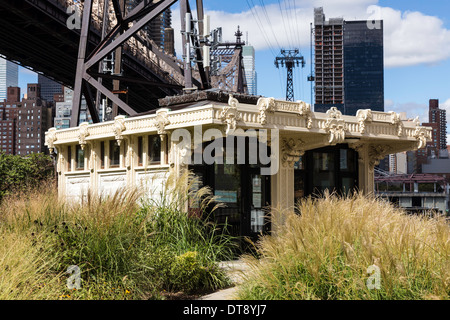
274;49;305;101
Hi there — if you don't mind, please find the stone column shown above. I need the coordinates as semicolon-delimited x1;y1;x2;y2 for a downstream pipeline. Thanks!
271;137;304;228
88;141;98;195
351;142;392;195
124;136;134;188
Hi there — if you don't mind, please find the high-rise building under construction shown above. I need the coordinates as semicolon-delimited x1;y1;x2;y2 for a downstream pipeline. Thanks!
313;7;384;115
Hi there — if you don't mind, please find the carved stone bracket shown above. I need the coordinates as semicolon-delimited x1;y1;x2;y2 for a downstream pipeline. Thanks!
113;115;126;146
349;141;391;168
154;108;171;137
368;144;392;168
356;109;373;134
281;138;305;167
348;141;365;161
324;107;346;145
221;94;242;135
297;101;313;129
389;111;404;137
257;97;275;125
45;127;57;154
78;122;90;150
414;126;429;150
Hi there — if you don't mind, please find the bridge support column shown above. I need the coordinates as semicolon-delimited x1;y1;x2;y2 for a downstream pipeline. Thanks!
71;0;93;127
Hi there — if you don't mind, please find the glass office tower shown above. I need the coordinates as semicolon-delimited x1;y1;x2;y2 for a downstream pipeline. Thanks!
38;74;63;103
0;58;18;103
343;21;384;115
243;45;257;95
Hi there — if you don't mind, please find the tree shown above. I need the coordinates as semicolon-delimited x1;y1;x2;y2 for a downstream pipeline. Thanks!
0;152;54;201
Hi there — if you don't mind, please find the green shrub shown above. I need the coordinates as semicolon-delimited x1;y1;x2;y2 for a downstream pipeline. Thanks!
0;152;54;202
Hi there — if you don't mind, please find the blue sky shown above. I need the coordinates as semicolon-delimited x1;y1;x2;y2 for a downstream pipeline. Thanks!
19;0;450;141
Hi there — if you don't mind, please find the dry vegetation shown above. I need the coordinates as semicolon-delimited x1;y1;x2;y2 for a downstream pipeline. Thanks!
238;192;450;300
0;173;235;300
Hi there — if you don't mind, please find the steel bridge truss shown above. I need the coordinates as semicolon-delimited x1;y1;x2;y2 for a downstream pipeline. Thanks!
71;0;247;127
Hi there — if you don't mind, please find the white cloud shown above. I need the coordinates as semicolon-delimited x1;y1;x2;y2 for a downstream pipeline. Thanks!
172;1;450;68
380;7;450;67
387;101;428;123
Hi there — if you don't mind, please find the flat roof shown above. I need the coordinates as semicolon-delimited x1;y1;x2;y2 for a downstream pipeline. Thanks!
375;174;446;183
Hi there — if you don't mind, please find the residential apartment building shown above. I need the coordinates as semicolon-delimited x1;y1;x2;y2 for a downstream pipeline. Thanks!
1;84;53;155
0;87;21;154
16;84;52;155
408;99;449;173
423;99;447;152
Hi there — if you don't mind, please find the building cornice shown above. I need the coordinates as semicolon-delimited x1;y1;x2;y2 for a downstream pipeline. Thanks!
45;96;432;151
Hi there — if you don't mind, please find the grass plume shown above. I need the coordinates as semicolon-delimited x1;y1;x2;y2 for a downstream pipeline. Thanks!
238;192;450;300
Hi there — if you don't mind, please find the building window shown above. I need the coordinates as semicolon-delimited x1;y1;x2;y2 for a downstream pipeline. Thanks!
100;141;105;169
412;197;421;208
296;145;358;198
109;140;120;167
294;156;305;207
75;145;85;170
137;136;143;166
67;146;72;171
148;135;161;164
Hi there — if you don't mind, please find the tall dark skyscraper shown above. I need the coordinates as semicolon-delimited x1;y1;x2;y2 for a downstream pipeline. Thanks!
38;74;63;104
314;8;384;115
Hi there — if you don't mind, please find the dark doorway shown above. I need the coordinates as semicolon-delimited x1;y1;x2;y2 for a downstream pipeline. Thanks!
294;144;359;200
189;136;271;246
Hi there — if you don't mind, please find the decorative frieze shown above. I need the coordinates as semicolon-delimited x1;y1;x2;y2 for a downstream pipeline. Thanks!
257;97;312;128
45;127;57;154
389;111;404;137
153;108;170;136
324;107;346;145
257;97;275;125
113;115;126;145
356;109;373;134
414;126;429;150
46;97;432;161
78;122;90;150
220;95;242;135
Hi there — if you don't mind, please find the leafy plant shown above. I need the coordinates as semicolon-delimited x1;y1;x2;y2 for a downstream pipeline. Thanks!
0;152;54;202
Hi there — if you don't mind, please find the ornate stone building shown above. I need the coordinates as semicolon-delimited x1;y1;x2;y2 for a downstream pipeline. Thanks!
45;90;432;239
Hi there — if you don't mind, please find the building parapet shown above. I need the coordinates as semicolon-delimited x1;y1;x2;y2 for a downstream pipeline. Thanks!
45;95;432;154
